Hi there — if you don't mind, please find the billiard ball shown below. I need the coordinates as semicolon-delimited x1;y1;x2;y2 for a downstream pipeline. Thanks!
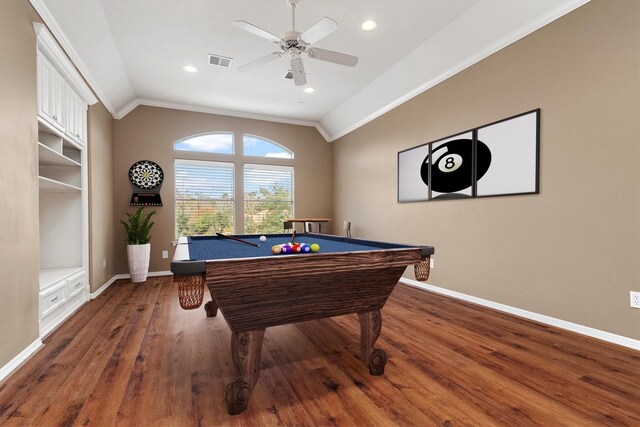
259;235;267;242
281;245;291;254
292;244;301;253
271;245;282;255
420;139;491;194
310;243;320;253
300;244;311;253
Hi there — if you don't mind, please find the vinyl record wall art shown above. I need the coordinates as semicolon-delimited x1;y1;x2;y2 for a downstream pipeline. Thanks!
397;109;540;202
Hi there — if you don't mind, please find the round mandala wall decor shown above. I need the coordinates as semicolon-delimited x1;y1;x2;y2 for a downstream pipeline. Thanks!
129;160;164;190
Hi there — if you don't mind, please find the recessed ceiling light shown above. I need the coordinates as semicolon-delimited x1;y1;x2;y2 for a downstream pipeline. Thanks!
303;87;315;93
361;20;377;31
183;65;197;73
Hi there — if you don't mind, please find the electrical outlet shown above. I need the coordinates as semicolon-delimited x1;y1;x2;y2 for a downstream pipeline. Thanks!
162;250;169;259
631;291;640;309
429;258;435;269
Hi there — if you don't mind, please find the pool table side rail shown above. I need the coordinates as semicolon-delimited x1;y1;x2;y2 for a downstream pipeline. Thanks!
177;233;434;263
205;247;422;331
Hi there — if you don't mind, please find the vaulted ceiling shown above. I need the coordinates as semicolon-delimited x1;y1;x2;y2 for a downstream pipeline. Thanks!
31;0;589;141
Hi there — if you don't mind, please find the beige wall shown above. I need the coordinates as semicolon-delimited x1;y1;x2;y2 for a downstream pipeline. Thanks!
88;103;116;292
332;0;640;339
0;0;42;366
114;106;332;274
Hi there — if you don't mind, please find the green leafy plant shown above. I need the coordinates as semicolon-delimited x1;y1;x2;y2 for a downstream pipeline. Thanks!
121;207;156;244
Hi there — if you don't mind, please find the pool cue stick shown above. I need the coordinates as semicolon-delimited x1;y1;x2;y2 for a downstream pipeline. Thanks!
290;230;296;244
216;232;260;247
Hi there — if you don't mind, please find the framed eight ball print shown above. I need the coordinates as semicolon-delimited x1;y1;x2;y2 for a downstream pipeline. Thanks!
476;109;540;197
429;131;474;200
398;143;430;202
397;109;540;202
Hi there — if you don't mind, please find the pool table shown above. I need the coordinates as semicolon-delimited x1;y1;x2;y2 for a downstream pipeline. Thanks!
171;233;434;415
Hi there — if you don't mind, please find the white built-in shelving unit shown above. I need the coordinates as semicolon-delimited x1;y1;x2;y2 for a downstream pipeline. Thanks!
34;23;97;337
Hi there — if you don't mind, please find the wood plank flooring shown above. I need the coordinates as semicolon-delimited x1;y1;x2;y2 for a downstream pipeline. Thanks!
0;277;638;426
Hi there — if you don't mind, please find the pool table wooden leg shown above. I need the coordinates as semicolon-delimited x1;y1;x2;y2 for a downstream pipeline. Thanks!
204;300;218;317
358;310;387;376
224;329;265;415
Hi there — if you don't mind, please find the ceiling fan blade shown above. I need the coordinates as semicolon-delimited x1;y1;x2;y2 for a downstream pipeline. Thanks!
233;20;282;43
291;56;307;86
300;17;338;45
307;47;358;67
237;52;282;72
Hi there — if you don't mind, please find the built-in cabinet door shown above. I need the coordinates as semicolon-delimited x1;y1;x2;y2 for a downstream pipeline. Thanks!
79;103;87;144
38;54;55;125
62;81;88;146
66;89;81;142
38;54;65;132
51;71;65;131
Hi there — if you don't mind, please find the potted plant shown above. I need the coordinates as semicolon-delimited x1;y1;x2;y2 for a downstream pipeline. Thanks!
121;207;156;283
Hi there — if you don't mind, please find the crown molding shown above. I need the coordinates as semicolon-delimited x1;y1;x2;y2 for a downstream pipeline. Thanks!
116;98;331;142
32;23;98;105
322;0;591;142
30;0;114;112
30;0;589;142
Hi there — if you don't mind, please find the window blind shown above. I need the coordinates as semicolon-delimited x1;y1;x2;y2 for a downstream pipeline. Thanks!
244;164;294;234
175;159;234;236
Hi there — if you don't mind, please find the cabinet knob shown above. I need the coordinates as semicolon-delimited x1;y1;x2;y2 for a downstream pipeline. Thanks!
53;115;57;120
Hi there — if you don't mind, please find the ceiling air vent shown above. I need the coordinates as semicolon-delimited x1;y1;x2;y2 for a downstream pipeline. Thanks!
208;54;233;68
283;70;293;80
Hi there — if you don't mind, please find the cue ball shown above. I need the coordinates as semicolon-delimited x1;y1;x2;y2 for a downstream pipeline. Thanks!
259;235;267;242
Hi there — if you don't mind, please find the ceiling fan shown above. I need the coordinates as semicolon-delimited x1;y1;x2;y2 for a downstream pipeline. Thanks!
234;0;359;86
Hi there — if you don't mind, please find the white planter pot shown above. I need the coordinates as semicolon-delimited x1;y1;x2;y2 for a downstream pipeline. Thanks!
127;243;151;283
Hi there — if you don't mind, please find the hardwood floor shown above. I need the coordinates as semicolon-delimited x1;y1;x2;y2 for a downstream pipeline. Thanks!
0;277;638;426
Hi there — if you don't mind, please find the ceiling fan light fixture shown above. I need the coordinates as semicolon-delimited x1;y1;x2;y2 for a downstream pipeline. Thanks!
182;65;198;73
234;1;359;84
303;87;315;93
361;20;378;31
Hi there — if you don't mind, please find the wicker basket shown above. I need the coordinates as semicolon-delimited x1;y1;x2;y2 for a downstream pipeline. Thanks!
414;257;431;282
174;273;205;310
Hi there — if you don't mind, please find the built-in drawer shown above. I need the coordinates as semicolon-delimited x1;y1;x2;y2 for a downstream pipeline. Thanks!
40;281;87;338
67;273;86;298
40;281;67;318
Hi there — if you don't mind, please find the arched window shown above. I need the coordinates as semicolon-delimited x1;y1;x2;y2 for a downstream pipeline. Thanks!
174;132;234;154
243;134;293;159
174;132;294;236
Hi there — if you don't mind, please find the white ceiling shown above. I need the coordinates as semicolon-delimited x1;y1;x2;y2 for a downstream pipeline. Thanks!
32;0;589;141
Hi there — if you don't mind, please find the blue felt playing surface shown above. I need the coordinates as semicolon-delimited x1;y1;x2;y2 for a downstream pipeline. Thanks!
186;233;413;261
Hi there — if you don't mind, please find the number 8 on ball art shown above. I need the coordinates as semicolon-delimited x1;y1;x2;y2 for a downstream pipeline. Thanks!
420;138;492;198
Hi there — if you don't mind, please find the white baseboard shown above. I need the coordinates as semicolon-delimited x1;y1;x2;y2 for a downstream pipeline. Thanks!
114;271;173;279
2;271;174;383
0;338;43;383
90;275;118;299
91;271;173;300
400;278;640;351
148;270;172;277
